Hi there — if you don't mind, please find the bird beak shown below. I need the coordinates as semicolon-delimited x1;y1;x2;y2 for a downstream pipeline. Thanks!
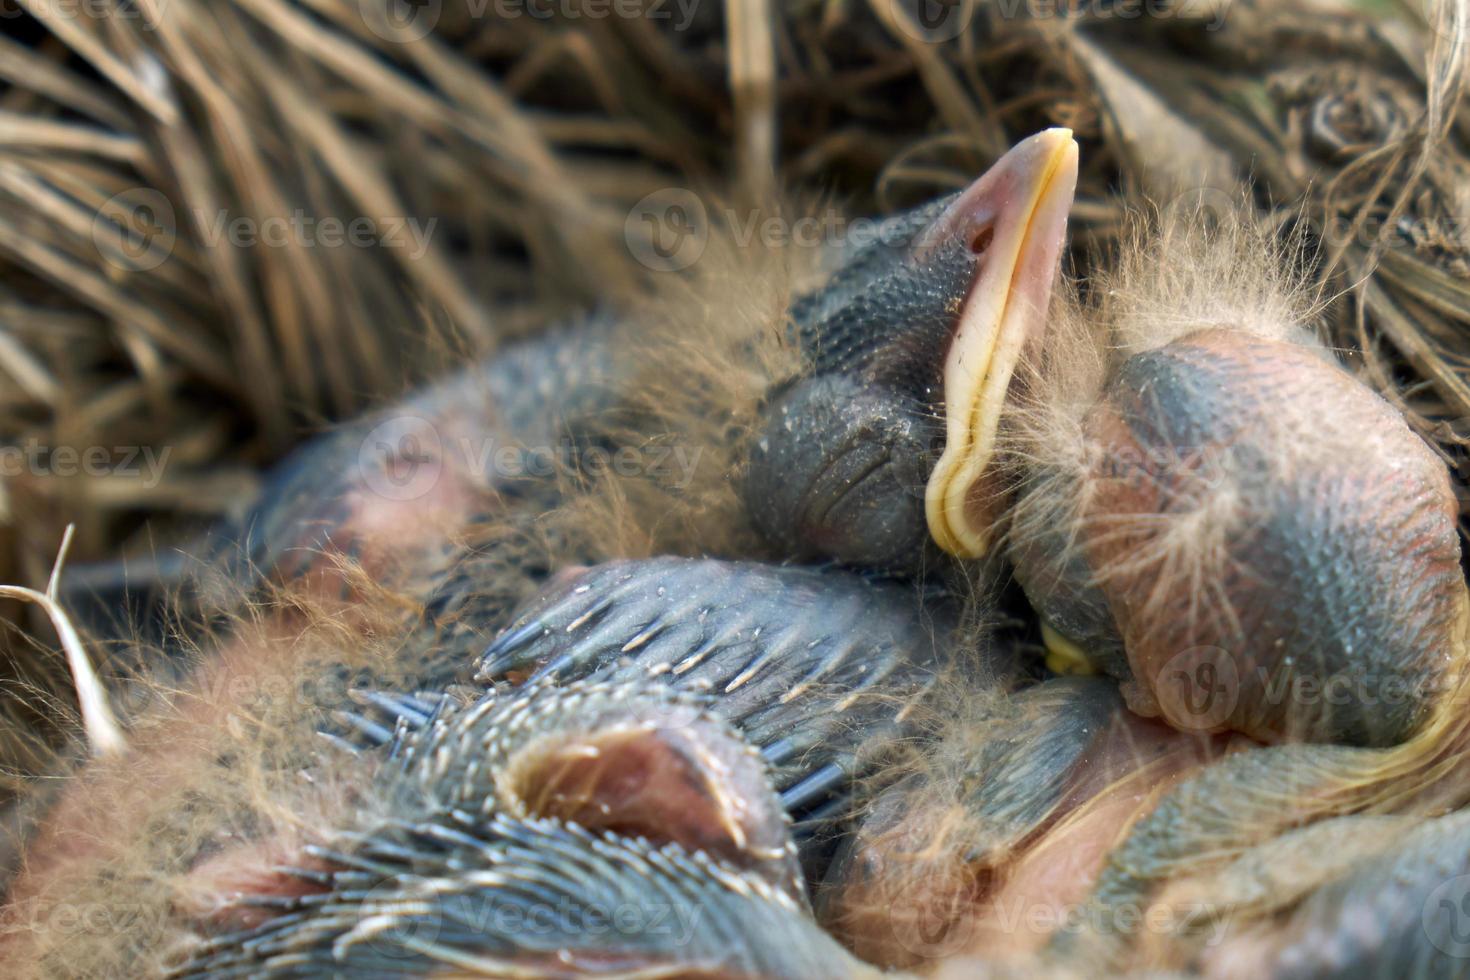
924;128;1078;559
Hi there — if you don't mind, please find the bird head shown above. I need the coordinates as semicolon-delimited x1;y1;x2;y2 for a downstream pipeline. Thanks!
744;128;1079;570
1004;205;1467;746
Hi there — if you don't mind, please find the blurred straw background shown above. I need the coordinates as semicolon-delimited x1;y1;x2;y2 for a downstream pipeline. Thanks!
0;0;1465;787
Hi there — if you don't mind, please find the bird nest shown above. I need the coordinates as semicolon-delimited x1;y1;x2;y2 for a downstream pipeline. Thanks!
0;0;1465;784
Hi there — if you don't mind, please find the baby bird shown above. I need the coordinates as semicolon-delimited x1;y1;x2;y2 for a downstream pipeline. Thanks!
201;314;624;609
14;126;1470;980
173;682;878;978
998;211;1466;746
745;128;1465;747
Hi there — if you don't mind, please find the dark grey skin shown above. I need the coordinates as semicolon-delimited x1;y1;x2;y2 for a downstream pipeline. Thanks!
743;193;977;572
60;181;993;680
63;186;985;673
70;185;984;631
221;316;623;586
1260;809;1470;979
1148;809;1470;979
4;319;632;909
22;189;1004;943
28;142;1469;978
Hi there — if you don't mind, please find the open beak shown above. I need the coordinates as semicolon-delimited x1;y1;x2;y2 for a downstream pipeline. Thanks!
923;128;1079;559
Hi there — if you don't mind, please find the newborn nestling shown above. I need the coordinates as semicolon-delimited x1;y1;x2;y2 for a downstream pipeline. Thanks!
174;681;874;978
743;128;1465;749
8;127;1470;980
999;208;1466;746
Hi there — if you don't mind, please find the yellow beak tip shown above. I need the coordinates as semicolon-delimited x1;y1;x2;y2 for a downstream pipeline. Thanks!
1042;623;1098;676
